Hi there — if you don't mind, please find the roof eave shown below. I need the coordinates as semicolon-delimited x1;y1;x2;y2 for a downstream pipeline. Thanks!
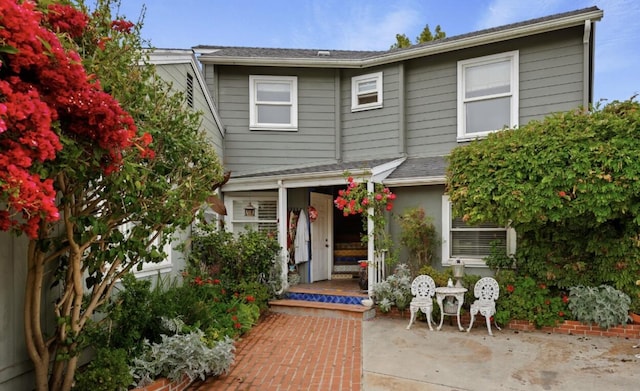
196;8;603;69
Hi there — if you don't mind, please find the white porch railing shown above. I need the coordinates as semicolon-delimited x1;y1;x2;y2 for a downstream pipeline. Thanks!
367;251;386;294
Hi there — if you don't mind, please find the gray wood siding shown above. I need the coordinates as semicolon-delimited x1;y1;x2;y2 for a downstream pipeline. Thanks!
405;27;585;157
155;63;224;157
218;66;337;173
341;67;401;161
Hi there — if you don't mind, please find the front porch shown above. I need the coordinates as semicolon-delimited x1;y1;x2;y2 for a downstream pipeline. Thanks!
269;278;375;320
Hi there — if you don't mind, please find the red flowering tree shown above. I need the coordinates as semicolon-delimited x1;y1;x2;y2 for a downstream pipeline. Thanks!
0;1;225;390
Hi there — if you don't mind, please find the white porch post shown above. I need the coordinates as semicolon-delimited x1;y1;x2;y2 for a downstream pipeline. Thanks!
277;180;289;294
366;180;375;294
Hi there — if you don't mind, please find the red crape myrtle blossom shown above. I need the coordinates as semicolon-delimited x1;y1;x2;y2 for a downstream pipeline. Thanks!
0;0;143;238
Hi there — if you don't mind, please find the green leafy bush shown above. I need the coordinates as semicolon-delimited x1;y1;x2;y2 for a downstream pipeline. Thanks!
397;207;439;274
74;348;132;391
447;99;640;304
568;285;630;329
417;264;452;288
494;272;569;328
190;225;281;285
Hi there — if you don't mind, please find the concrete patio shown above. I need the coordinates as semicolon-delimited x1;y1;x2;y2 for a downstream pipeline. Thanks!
364;316;640;390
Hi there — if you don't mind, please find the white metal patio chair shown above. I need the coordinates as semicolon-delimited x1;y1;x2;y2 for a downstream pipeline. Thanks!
467;276;501;336
406;275;436;331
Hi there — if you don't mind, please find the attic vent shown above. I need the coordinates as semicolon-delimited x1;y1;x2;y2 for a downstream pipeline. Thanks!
317;50;331;57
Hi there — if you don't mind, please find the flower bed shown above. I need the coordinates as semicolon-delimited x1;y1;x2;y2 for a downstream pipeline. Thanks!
131;374;191;391
376;307;640;339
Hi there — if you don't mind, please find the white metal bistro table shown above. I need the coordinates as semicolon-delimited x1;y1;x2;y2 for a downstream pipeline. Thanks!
435;286;467;331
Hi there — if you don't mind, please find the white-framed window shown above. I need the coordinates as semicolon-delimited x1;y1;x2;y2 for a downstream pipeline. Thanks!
441;196;515;267
351;72;383;112
249;75;298;131
225;194;279;237
457;50;519;142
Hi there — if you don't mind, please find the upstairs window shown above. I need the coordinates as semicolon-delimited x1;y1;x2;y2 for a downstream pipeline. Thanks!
351;72;383;112
249;75;298;131
457;51;519;141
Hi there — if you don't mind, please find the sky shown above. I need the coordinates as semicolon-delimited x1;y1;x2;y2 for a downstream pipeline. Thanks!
117;0;639;103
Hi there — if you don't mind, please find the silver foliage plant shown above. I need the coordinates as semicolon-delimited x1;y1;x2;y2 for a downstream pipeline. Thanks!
371;264;412;312
130;317;236;387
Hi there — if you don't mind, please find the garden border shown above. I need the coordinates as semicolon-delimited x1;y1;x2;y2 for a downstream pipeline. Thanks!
376;308;640;339
131;374;191;391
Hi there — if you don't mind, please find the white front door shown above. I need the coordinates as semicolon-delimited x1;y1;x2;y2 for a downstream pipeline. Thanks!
310;192;333;282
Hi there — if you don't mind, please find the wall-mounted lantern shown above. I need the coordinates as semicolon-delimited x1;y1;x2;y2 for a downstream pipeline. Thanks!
244;202;256;217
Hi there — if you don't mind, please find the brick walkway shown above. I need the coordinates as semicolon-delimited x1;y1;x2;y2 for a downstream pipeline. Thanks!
189;313;362;391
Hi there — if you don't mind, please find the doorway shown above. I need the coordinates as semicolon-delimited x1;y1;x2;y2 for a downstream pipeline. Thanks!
310;192;333;282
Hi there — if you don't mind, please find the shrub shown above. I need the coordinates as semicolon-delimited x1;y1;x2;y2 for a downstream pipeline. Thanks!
447;99;640;309
397;207;439;274
494;273;569;328
74;348;132;391
568;285;630;329
417;264;452;288
189;225;281;285
131;318;235;387
371;264;412;312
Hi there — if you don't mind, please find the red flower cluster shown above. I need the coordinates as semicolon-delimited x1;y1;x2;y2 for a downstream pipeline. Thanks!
45;3;89;38
506;284;515;293
111;19;134;33
334;176;396;216
245;295;255;303
0;0;144;238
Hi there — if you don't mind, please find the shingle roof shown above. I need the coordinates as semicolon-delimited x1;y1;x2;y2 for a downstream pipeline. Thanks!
231;158;398;179
194;46;383;60
386;156;448;180
194;7;601;64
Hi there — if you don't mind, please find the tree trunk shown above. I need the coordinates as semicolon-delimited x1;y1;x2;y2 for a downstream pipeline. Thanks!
24;241;53;391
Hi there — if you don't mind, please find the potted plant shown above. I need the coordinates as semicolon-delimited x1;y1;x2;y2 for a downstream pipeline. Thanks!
358;261;369;291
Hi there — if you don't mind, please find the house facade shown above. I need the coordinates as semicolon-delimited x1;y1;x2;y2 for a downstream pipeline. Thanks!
194;7;602;286
0;50;223;390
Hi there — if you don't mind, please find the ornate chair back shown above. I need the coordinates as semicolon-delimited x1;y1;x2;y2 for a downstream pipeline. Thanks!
411;274;436;299
474;277;499;303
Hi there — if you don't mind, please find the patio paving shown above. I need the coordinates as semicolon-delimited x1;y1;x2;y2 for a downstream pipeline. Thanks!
189;312;361;390
189;312;640;390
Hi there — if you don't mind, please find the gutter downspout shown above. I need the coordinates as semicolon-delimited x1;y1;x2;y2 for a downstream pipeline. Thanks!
277;180;288;294
582;19;592;109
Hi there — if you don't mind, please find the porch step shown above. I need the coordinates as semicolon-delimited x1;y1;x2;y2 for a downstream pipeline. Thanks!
268;282;374;320
268;299;375;320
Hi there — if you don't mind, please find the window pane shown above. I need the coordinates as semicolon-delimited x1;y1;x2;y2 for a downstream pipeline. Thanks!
257;105;291;124
257;82;290;102
465;97;510;134
358;92;378;105
452;230;506;257
465;60;510;98
357;79;377;94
